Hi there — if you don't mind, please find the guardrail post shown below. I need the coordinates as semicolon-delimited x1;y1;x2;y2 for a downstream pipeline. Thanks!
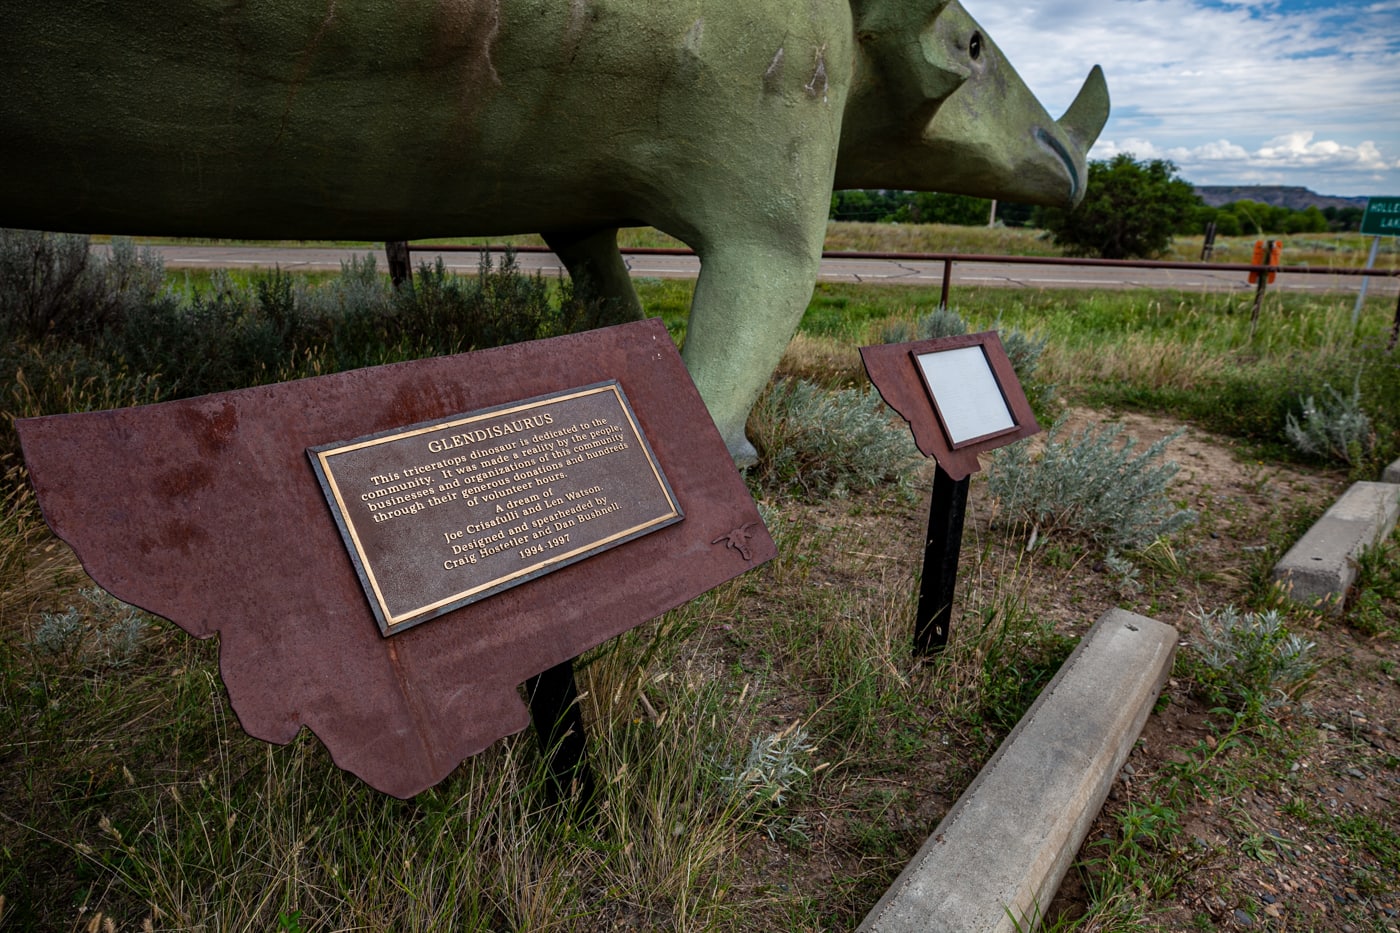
386;240;413;289
1249;239;1280;339
939;258;953;310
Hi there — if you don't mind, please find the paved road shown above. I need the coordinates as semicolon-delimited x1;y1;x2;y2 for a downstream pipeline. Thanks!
134;243;1399;298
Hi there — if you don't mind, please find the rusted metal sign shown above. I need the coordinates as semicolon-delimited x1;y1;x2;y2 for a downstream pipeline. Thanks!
860;331;1039;481
861;331;1040;654
310;382;682;635
18;319;773;798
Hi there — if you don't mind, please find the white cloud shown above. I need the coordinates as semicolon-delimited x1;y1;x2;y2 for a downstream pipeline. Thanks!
971;0;1400;194
1092;133;1400;190
1254;133;1399;171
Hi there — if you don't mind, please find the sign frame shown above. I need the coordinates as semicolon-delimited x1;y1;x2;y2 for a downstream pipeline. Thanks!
308;380;683;636
861;331;1040;480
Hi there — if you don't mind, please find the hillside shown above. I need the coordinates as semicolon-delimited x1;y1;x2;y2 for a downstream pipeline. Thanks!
1193;185;1369;211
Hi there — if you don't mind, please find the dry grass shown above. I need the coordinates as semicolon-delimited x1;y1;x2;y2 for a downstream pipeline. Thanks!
774;333;866;387
3;256;1397;929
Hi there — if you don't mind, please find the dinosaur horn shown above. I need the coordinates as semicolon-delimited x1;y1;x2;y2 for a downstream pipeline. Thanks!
1057;65;1110;154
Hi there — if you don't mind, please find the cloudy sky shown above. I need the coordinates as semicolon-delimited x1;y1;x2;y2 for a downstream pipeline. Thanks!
975;0;1400;198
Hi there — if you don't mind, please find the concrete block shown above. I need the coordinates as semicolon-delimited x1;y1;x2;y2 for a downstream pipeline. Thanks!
1383;458;1400;485
1272;482;1400;612
858;609;1177;933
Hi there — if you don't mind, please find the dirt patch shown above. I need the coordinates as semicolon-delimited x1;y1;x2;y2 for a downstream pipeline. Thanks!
910;409;1397;930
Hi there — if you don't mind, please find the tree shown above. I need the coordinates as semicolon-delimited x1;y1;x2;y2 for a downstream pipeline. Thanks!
830;189;997;226
1285;205;1328;234
892;192;993;226
1322;206;1364;232
1036;154;1200;259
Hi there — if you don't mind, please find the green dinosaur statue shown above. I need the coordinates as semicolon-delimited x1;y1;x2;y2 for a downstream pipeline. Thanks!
0;0;1108;462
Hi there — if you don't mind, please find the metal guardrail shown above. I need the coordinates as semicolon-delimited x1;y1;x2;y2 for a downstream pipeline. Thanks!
401;242;1400;345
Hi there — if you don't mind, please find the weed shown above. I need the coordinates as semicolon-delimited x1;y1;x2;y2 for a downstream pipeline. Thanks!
1284;377;1375;467
1104;550;1144;596
717;724;817;840
1348;529;1400;637
746;379;919;500
1190;606;1318;714
30;587;150;669
719;724;815;808
987;417;1197;552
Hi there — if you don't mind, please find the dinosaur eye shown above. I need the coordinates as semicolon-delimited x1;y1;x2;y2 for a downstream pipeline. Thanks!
969;31;982;60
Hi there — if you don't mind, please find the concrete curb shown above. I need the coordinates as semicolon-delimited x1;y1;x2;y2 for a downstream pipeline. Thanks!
858;609;1177;933
1272;482;1400;612
1383;458;1400;485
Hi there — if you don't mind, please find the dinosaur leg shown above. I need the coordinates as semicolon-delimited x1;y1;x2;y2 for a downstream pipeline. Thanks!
682;236;823;467
542;228;644;327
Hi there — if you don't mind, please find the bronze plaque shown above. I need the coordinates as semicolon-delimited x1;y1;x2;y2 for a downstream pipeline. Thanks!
310;381;682;635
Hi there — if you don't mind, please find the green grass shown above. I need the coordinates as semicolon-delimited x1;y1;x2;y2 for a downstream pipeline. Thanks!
3;240;1398;930
800;283;1399;475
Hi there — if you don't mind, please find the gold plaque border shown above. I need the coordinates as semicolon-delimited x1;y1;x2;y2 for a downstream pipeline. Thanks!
309;382;683;634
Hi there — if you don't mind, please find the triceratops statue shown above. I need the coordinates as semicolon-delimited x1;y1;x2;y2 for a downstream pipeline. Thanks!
0;0;1107;461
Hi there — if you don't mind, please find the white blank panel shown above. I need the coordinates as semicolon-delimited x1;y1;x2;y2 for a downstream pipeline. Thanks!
915;346;1016;445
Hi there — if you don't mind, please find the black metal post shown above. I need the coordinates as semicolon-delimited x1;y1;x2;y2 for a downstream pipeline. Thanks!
915;464;971;656
1249;239;1275;339
525;658;596;812
385;240;413;288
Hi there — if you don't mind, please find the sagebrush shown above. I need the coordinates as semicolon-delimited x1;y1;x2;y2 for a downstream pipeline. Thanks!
879;306;1054;417
746;378;919;500
986;417;1196;551
1190;606;1318;714
1283;377;1375;467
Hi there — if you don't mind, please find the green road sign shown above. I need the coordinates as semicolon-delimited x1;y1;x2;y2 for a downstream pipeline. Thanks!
1360;196;1400;236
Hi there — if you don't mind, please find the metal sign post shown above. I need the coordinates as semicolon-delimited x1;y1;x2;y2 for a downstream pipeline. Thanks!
917;464;971;654
862;332;1040;657
526;659;597;810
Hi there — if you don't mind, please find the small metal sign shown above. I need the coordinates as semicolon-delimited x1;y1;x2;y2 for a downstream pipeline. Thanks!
862;331;1039;481
862;330;1042;654
1360;196;1400;237
310;381;683;635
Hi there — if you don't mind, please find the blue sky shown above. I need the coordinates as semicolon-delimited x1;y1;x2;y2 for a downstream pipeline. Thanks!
974;0;1400;197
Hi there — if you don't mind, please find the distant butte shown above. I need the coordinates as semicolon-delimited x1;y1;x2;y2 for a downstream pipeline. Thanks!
1193;185;1370;211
